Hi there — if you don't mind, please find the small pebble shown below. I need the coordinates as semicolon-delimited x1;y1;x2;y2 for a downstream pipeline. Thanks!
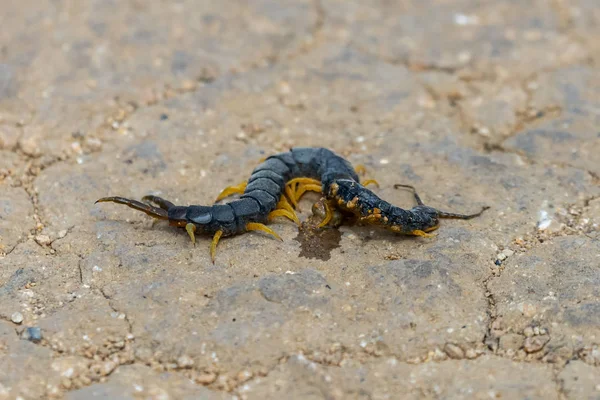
523;326;534;337
84;137;103;152
22;327;43;342
465;348;478;359
34;235;52;246
11;312;23;324
177;355;194;368
524;335;549;353
444;343;464;359
195;372;217;384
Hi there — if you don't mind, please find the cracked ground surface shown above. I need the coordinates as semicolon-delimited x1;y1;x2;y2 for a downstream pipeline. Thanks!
1;0;599;399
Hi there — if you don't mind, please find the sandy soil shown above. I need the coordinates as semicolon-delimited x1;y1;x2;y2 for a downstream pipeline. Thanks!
1;1;599;399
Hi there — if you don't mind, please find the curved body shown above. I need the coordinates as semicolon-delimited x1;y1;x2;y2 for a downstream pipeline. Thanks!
169;147;360;236
96;147;487;262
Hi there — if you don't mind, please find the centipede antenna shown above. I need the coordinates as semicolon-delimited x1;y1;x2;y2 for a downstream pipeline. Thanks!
437;206;490;220
394;184;423;206
95;196;169;220
141;195;175;211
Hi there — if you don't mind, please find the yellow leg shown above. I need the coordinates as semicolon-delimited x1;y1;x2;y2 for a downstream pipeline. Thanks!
286;177;321;187
246;222;282;241
215;181;247;202
268;209;301;226
285;184;298;208
295;183;322;202
362;179;380;188
318;201;334;228
411;230;435;238
355;165;367;175
276;197;296;214
186;223;197;244
210;230;223;263
283;178;321;210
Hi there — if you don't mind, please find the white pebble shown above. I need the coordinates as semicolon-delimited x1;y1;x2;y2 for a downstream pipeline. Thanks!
11;312;23;324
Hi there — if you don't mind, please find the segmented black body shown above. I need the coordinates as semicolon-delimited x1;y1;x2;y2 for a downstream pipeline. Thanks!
166;147;362;236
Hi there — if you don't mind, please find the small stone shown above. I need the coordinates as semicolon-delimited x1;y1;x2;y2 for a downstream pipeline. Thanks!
444;343;464;359
177;355;194;368
543;346;573;363
61;378;72;390
22;327;42;342
503;249;515;257
431;347;447;361
135;347;153;363
523;326;535;337
524;335;550;353
497;252;507;261
499;334;524;351
465;348;479;359
195;372;217;384
34;234;52;246
11;312;23;324
237;370;253;383
84;137;103;152
19;134;41;156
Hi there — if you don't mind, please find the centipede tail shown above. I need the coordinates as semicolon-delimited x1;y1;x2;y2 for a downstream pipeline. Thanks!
96;197;169;220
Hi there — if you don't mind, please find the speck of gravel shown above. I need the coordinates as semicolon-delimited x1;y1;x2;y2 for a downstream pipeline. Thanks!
34;235;52;246
22;327;43;342
524;335;549;353
444;343;465;359
11;312;23;324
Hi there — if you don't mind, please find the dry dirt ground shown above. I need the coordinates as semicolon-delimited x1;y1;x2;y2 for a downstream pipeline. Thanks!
1;1;600;399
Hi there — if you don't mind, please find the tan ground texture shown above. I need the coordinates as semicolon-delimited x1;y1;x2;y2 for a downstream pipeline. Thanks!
1;0;600;399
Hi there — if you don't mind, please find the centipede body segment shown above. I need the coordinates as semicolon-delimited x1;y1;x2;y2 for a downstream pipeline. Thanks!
96;147;488;262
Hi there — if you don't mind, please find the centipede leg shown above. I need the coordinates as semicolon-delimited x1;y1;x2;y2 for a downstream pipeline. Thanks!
285;184;299;208
215;181;247;202
95;197;169;220
362;179;380;188
287;177;321;187
268;209;301;226
186;223;197;244
354;165;367;176
246;222;283;241
210;230;223;263
276;196;297;215
285;178;321;210
317;200;334;228
411;229;435;238
294;183;322;202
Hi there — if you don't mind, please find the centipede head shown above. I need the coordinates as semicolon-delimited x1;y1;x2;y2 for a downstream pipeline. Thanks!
410;205;441;233
389;205;440;234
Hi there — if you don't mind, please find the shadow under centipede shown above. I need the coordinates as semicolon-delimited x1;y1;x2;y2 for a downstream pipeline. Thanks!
294;222;342;261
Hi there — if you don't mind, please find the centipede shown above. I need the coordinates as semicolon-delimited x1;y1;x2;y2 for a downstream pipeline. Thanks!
96;147;488;263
